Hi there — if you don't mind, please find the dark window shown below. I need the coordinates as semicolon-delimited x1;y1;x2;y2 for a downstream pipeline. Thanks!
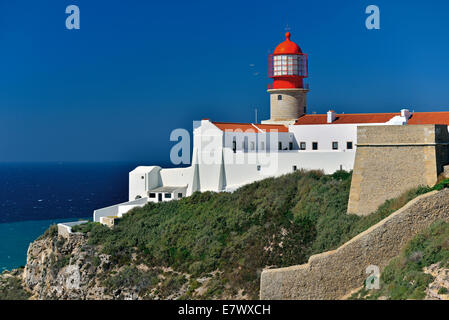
178;193;183;198
304;106;307;114
332;142;338;150
149;193;156;198
164;193;172;199
277;95;282;100
257;165;261;171
312;142;318;150
289;142;293;150
293;165;297;171
300;142;306;150
232;140;236;153
347;141;353;149
278;142;282;150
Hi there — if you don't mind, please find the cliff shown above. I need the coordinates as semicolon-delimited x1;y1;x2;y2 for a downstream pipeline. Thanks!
23;233;111;299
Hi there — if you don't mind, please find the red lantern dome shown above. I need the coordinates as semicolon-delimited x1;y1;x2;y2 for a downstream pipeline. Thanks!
273;32;302;55
269;32;308;89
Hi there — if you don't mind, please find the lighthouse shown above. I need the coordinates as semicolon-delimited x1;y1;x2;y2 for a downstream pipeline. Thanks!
262;32;309;125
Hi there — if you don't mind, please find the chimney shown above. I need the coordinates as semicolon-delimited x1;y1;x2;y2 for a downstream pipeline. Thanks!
400;109;412;120
327;110;336;123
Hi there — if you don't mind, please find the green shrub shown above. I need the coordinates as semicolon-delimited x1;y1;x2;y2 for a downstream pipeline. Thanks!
104;266;159;296
438;287;448;294
37;224;58;240
0;276;30;300
433;178;449;191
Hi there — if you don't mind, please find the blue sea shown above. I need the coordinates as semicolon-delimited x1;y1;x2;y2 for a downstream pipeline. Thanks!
0;162;163;271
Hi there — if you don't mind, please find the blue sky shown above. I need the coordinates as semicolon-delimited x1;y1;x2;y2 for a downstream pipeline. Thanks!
1;0;449;162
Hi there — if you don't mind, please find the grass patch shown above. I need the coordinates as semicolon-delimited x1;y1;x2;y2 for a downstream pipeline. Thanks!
0;271;30;300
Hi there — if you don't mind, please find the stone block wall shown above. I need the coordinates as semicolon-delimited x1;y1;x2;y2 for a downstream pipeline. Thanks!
260;189;449;300
348;125;449;216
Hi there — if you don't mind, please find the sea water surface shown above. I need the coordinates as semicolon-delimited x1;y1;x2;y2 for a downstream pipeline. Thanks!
0;162;164;271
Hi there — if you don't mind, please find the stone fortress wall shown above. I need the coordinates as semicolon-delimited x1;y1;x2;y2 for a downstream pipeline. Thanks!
348;124;449;216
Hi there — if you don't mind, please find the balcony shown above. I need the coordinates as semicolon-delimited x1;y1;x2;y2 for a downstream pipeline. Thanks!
267;83;309;90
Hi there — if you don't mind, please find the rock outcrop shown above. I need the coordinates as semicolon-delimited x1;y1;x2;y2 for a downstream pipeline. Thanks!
23;233;112;300
424;263;449;300
17;232;196;300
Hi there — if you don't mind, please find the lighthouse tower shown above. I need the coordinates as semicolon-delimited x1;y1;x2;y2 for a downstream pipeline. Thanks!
262;32;309;125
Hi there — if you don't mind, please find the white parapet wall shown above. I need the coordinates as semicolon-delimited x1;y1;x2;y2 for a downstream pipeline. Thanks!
93;197;149;223
57;220;89;237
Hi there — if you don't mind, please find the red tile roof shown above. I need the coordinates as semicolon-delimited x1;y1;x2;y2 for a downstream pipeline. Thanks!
295;113;399;125
212;122;288;133
407;112;449;125
254;124;289;132
294;111;449;125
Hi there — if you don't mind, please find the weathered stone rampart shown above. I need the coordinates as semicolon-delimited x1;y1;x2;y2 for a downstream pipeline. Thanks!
260;189;449;300
348;125;449;216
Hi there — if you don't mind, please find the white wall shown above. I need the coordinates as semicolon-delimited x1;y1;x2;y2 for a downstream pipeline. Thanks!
93;197;148;222
288;123;390;152
113;119;391;218
148;187;187;203
159;167;192;187
221;149;355;190
129;166;161;201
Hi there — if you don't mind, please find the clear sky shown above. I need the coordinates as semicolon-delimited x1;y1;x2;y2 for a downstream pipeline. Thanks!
1;0;449;162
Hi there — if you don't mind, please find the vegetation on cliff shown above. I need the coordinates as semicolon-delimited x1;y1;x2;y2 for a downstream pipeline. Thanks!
0;268;30;300
70;170;433;299
352;220;449;300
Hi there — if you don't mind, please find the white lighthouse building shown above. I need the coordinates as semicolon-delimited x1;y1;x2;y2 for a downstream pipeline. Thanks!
93;32;449;224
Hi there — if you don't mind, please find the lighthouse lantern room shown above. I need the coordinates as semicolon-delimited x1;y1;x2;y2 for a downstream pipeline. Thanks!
263;32;309;125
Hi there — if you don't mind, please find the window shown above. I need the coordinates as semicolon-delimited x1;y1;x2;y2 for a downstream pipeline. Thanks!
304;106;307;114
289;142;293;150
312;142;318;150
257;165;261;171
164;193;172;199
332;142;338;150
149;193;156;198
232;140;236;153
278;142;282;150
178;193;183;198
250;141;255;150
293;165;297;171
300;142;306;150
260;141;265;150
347;141;353;150
272;54;305;76
277;95;282;101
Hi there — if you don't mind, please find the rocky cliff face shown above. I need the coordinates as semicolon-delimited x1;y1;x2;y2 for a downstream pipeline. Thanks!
16;231;215;300
424;263;449;300
23;233;113;300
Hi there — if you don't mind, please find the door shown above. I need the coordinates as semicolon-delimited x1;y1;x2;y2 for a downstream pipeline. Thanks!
158;193;162;202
